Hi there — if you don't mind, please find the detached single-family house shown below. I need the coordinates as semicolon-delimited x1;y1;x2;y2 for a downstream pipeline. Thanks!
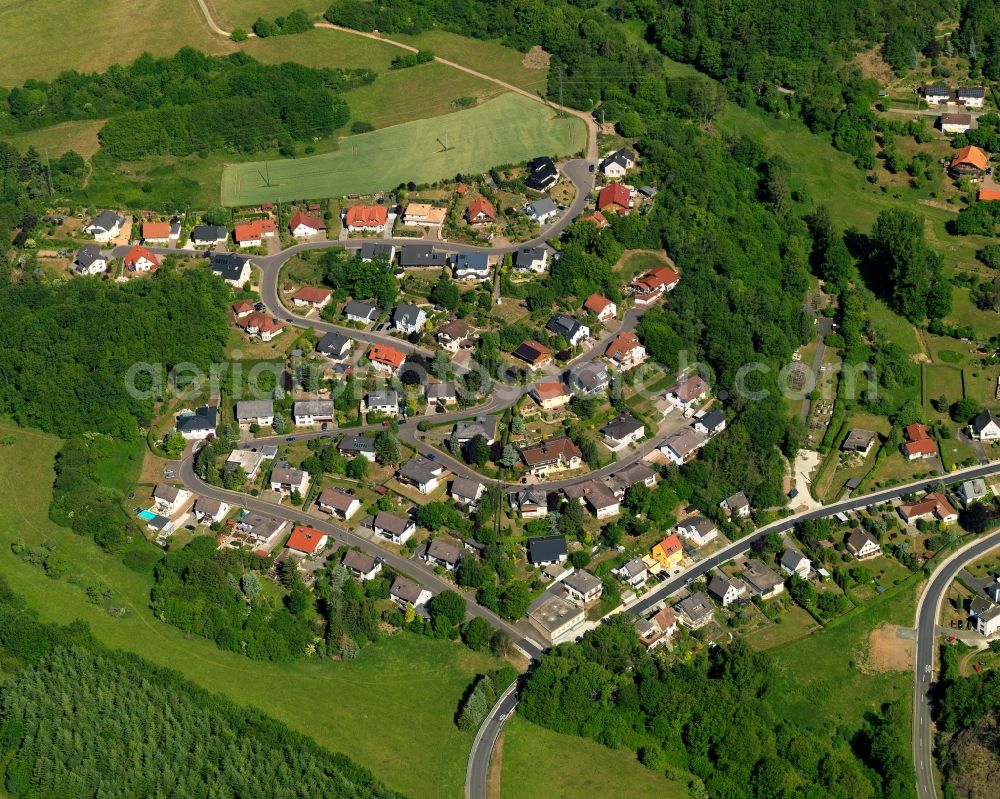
235;400;274;426
358;242;396;263
231;300;255;319
675;591;714;629
631;265;679;306
338;434;377;461
636;606;677;648
437;319;475;352
368;344;406;374
676;515;718;547
719;491;750;518
651;532;684;571
596;183;631;215
614;557;649;588
317;488;360;520
958;86;986;108
236;311;284;342
390;576;431;608
152;483;189;515
465;197;497;225
513;247;549;273
234;218;277;246
343;550;382;581
293;400;334;426
397;457;446;495
571;362;610;395
898;492;959;524
846;529;882;560
452;252;491;281
175;405;218;440
512;340;553;370
402;203;447;227
454;416;499;444
74;245;108;276
525;198;559;224
343;205;389;233
941;112;972;134
270;464;310;496
365;390;399;417
708;574;746;608
427;381;458;405
958;478;990;507
528;595;585;643
289;211;324;238
524;156;559;192
970;410;1000;441
526;534;568;567
391;303;427;334
546;314;590;346
922;85;951;105
123;244;160;273
375;512;417;545
606;462;657;499
189;224;228;246
666;375;709;411
519;436;582;476
286;525;329;557
599;147;636;178
583;293;616;323
530;380;571;411
563;570;603;606
842;428;877;457
423;538;464;571
694;409;726;437
742;559;785;599
85;210;124;242
316;331;352;360
224;449;267;480
236;513;287;550
563;479;620;519
605;332;646;369
344;300;379;325
975;603;1000;636
949;145;989;177
660;427;707;466
780;549;811;579
193;497;229;524
601;414;645;451
451;477;486;508
399;244;447;268
512;488;549;519
290;286;332;309
209;253;251;287
142;221;171;244
902;422;937;460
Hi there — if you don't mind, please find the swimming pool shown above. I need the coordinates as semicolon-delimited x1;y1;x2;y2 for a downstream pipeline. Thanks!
137;509;157;521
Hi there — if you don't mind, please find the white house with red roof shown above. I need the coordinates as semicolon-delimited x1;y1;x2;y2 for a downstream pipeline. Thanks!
285;525;329;557
290;285;332;309
605;332;646;369
596;183;632;214
123;245;160;273
234;218;277;247
583;293;616;323
237;311;285;342
631;265;679;306
289;211;325;238
344;205;389;233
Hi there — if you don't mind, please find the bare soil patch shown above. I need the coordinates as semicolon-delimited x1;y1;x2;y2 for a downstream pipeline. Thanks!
522;46;550;71
853;44;895;85
486;728;505;799
860;624;914;673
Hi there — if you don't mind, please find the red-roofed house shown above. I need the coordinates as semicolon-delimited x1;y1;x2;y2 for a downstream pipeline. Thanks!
286;525;329;556
344;205;389;232
465;197;497;225
902;422;937;460
530;380;570;411
142;221;171;244
583;211;609;228
631;265;680;306
583;293;616;322
651;533;684;570
231;300;255;319
289;211;325;238
950;145;989;176
597;183;631;214
123;245;160;273
237;311;285;342
290;285;332;309
368;344;406;373
979;188;1000;201
234;218;277;246
898;492;959;524
605;332;646;369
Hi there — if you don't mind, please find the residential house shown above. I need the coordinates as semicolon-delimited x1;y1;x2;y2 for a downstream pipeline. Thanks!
949;145;989;177
842;428;877;456
651;532;684;571
452;252;491;281
292;400;334;426
374;511;417;544
986;578;1000;604
525;197;559;224
614;557;649;588
290;286;332;309
694;409;726;436
638;185;658;199
234;218;277;246
570;362;610;395
289;211;324;238
465;197;497;225
224;448;267;480
660;427;708;466
236;311;284;342
152;483;188;515
426;381;458;405
583;293;616;323
454;416;499;444
605;331;646;369
73;245;107;276
317;488;360;520
343;205;389;233
902;422;937;460
970;410;1000;441
123;244;159;273
563;479;620;519
402;203;447;227
958;86;986;108
513;246;549;273
675;591;714;629
338;435;377;461
437;319;475;352
922;85;951;104
563;570;603;606
231;300;255;319
601;414;645;452
527;595;585;643
780;549;811;579
235;400;274;426
898;492;959;524
142;221;171;244
599;147;636;178
316;331;352;360
526;534;568;567
368;344;406;374
676;515;718;547
286;525;329;557
519;436;582;476
342;550;382;581
397;457;446;495
365;390;399;416
708;574;746;608
209;253;251;287
530;380;571;411
193;497;229;524
666;374;709;411
596;183;631;215
975;604;1000;636
846;529;882;560
175;405;218;440
189;224;228;246
391;303;427;334
358;242;396;263
583;211;609;229
719;491;751;519
941;112;972;134
399;244;448;268
423;538;464;571
524;156;559;192
84;210;124;242
636;606;677;648
344;300;379;325
958;478;990;506
512;340;553;370
390;576;432;608
631;265;680;306
270;464;310;495
236;513;287;550
546;314;590;346
742;559;786;599
451;477;486;508
606;462;657;499
512;488;549;519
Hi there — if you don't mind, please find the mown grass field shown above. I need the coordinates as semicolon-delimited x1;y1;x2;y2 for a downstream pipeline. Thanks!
205;0;328;30
241;26;401;72
5;120;105;158
499;715;691;799
0;420;504;799
222;92;586;205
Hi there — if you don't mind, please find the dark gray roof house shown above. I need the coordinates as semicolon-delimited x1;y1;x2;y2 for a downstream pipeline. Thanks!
452;252;490;279
527;534;568;566
454;416;499;442
525;156;558;191
546;314;585;341
190;224;228;243
87;210;124;234
572;362;610;395
358;242;396;263
343;300;379;323
338;434;377;456
176;405;217;436
400;244;447;268
601;413;644;442
526;197;558;221
316;331;352;358
74;245;105;273
391;303;424;330
514;246;548;270
209;253;249;282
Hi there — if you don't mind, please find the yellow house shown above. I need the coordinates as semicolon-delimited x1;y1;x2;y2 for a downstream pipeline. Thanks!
651;533;684;570
530;381;570;412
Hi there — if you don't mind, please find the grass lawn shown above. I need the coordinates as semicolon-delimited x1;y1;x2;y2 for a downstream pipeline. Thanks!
222;93;586;205
744;604;820;650
0;0;231;84
869;452;937;489
205;0;328;30
6;120;106;158
944;287;999;339
0;419;505;799
499;715;691;799
240;26;401;72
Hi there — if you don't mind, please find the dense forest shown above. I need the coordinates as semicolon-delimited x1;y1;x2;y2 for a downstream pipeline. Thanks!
0;578;403;799
520;616;914;799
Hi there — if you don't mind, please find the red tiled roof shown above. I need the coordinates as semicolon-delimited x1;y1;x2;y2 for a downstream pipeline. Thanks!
979;188;1000;201
583;211;609;228
239;311;284;335
142;221;170;239
519;436;582;466
369;344;406;368
951;145;989;171
904;423;930;442
286;525;327;554
289;211;324;232
583;293;613;315
234;218;276;242
605;331;642;360
345;205;388;227
455;183;469;194
123;245;159;270
533;381;567;402
655;533;683;557
633;265;679;294
904;439;937;456
290;285;331;304
597;183;630;212
466;197;497;222
231;300;254;315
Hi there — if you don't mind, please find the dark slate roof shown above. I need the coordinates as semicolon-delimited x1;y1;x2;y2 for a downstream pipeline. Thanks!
176;405;217;434
546;314;583;339
343;300;378;320
526;198;558;218
514;247;546;268
399;244;447;267
601;413;644;441
190;224;227;242
209;253;248;281
697;409;726;430
527;534;567;565
75;245;104;269
88;210;122;232
392;303;423;327
316;331;352;356
972;409;998;434
453;252;490;271
338;434;376;454
359;242;395;262
525;157;559;191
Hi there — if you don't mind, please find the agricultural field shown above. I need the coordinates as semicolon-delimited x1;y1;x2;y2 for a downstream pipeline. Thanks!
222;93;586;205
5;120;105;159
204;0;328;31
0;420;507;799
241;26;402;72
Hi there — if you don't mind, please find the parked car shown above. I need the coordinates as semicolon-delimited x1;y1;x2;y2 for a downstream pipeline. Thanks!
285;437;294;442
321;422;328;431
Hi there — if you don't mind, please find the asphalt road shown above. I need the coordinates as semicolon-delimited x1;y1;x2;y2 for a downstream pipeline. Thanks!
912;528;1000;799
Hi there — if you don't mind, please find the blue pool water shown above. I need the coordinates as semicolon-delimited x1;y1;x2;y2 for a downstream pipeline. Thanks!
137;509;157;521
